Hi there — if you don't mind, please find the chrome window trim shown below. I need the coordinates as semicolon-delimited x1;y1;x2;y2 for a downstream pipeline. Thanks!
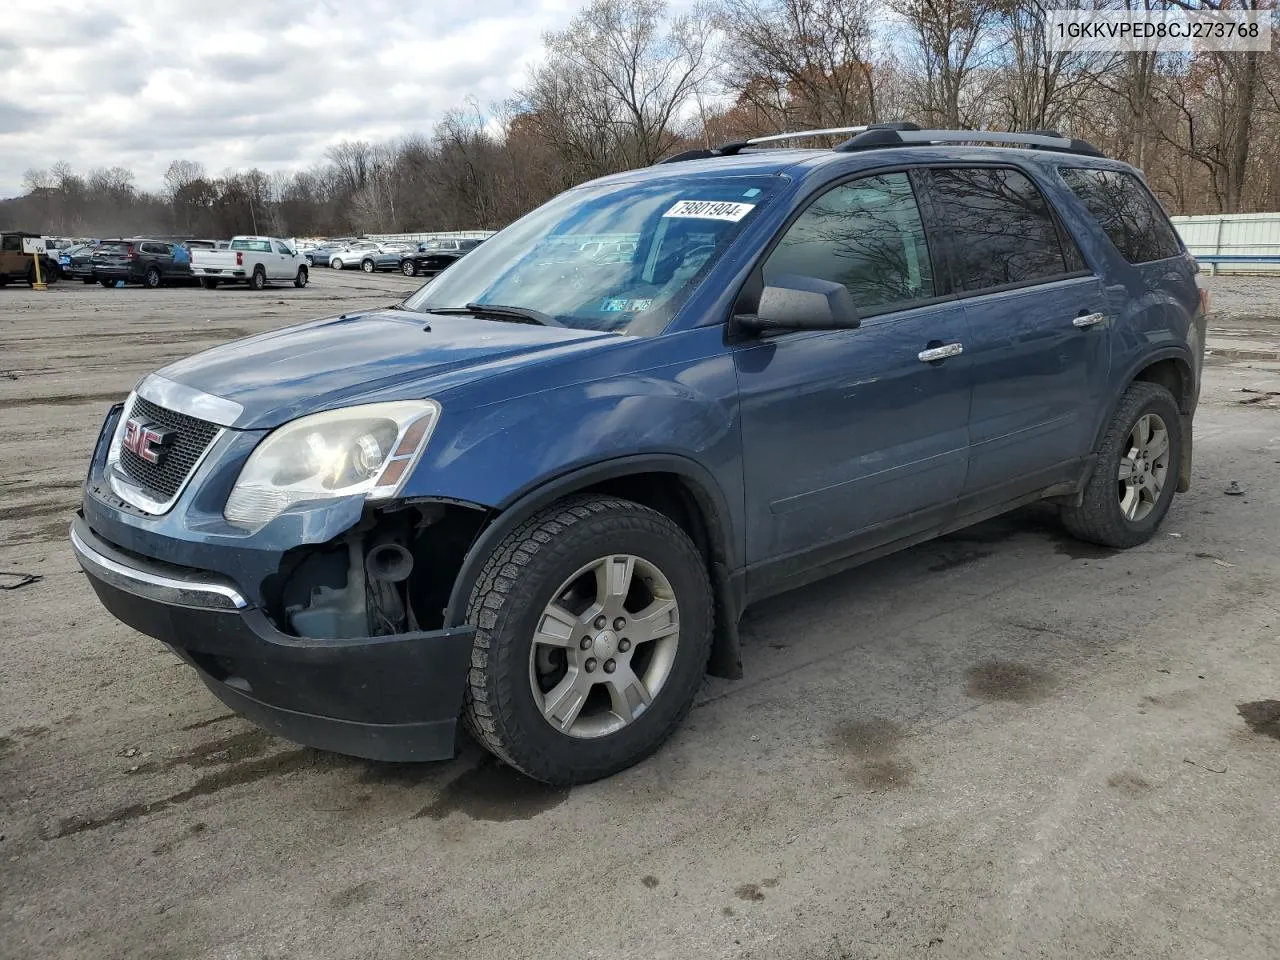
70;524;248;610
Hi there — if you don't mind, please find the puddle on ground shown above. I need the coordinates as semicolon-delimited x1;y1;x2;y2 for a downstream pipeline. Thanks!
414;760;569;822
830;718;902;759
965;660;1053;703
1237;700;1280;740
927;548;994;573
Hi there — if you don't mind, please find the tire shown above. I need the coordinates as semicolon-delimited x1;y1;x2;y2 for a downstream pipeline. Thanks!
99;278;115;288
249;267;266;291
330;258;344;270
305;255;314;267
141;266;161;289
1062;381;1182;549
361;259;375;273
82;277;95;284
401;260;417;277
463;495;714;785
294;267;308;288
200;278;220;290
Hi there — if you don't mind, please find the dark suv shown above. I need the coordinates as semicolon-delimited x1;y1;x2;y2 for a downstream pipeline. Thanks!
72;125;1204;785
92;239;191;288
399;237;484;277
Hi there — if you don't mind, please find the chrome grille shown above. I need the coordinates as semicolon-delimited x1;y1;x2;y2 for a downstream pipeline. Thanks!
118;396;220;501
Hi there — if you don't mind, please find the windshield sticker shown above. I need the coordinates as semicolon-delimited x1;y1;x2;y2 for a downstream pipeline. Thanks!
600;297;653;313
662;200;755;222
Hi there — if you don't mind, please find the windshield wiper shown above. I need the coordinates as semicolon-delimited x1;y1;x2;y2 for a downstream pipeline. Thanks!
427;302;561;327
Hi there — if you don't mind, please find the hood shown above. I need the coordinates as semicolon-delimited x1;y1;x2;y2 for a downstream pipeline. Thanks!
153;309;613;428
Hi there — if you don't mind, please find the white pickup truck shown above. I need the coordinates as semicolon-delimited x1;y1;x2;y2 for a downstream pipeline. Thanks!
190;236;308;290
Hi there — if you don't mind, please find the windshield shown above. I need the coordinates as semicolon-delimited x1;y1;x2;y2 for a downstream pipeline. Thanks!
402;175;779;335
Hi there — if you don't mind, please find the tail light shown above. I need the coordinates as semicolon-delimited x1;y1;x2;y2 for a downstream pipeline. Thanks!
236;251;243;267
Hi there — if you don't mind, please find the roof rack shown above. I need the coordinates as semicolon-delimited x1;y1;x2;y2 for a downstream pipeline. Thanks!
658;122;921;164
835;128;1103;157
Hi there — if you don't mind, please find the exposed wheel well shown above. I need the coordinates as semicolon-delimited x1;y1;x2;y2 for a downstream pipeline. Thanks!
1134;357;1191;413
563;471;741;679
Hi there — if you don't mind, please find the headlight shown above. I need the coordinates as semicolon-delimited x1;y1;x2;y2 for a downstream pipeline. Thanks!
224;400;440;526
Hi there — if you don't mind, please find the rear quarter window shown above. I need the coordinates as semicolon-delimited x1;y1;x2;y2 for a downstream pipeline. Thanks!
1059;168;1183;264
925;167;1080;292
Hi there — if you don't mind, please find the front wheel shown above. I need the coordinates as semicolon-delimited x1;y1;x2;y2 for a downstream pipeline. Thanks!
248;267;267;291
294;267;308;288
99;278;115;288
463;496;713;785
330;258;344;270
1062;381;1182;548
361;259;375;273
143;266;162;289
401;260;417;277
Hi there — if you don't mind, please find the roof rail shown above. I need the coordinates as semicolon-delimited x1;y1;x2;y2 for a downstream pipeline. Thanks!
835;128;1103;157
657;122;921;164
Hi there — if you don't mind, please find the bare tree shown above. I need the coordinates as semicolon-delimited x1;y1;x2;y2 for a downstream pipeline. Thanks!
715;0;881;135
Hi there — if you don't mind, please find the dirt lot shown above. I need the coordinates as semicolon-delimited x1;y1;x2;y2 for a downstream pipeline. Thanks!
3;270;1280;960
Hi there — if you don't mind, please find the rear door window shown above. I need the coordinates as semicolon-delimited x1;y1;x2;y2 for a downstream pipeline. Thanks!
926;167;1077;292
1060;168;1183;264
763;172;935;314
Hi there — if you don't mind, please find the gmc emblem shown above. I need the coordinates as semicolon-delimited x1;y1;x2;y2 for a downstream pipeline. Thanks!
122;417;174;465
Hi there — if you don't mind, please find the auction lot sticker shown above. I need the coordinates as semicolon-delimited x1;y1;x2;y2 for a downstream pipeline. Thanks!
663;200;756;222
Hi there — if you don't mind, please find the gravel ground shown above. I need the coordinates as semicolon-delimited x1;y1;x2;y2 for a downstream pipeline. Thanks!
2;271;1279;960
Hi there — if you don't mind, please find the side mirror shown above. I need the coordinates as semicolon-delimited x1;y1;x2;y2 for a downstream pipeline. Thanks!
734;274;860;333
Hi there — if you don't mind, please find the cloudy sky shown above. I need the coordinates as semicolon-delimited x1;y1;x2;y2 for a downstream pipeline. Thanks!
0;0;602;198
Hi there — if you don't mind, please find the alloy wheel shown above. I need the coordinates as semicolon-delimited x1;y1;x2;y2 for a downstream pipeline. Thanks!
529;554;680;739
1118;412;1170;522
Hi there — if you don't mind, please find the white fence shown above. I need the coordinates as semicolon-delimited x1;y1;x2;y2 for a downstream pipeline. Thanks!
364;229;496;245
1171;213;1280;275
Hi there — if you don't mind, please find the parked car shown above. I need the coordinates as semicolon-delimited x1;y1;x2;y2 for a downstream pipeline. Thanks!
91;239;191;288
0;231;59;285
72;125;1206;786
303;242;347;267
399;237;484;277
328;241;383;270
190;236;309;290
353;244;414;273
58;242;98;282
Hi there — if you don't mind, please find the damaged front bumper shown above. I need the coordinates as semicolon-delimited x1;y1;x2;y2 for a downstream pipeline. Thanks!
71;516;475;761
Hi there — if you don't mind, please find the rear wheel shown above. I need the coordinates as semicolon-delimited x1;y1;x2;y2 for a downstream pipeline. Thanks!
294;266;308;288
1062;381;1182;548
330;258;344;270
361;258;375;273
200;278;220;290
401;260;417;277
143;266;161;289
249;267;267;291
99;278;115;288
463;496;714;785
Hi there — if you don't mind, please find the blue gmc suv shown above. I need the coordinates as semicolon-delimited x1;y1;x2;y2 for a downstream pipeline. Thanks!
72;125;1206;785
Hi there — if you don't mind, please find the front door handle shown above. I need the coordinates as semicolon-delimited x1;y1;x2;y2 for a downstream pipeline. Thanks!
918;342;963;363
1073;312;1106;328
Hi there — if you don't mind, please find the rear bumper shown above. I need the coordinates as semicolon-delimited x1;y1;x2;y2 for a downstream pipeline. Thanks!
70;516;476;761
192;267;246;278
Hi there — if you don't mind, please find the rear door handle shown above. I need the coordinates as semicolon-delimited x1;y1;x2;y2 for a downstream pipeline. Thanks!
1073;312;1106;328
918;342;964;363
